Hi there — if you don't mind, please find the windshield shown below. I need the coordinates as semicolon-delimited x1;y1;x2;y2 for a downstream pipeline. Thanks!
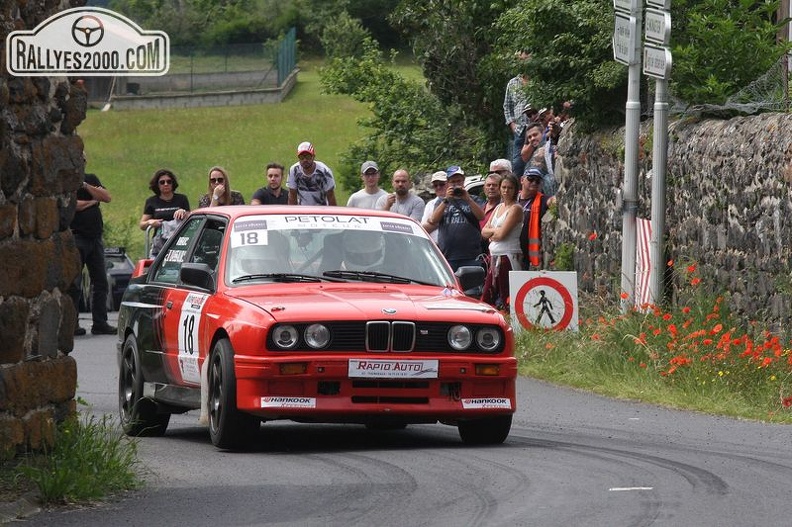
226;213;455;286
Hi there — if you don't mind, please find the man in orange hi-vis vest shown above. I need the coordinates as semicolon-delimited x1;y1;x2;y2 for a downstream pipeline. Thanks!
518;168;553;269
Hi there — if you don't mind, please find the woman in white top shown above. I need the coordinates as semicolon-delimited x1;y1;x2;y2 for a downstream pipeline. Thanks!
480;173;524;310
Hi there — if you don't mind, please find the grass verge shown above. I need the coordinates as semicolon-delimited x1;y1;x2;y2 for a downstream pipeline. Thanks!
1;414;142;509
516;266;792;423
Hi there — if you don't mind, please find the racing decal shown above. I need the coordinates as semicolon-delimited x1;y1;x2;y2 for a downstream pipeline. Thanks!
380;221;414;234
177;292;208;383
261;397;316;408
230;225;269;249
461;398;512;409
348;359;439;379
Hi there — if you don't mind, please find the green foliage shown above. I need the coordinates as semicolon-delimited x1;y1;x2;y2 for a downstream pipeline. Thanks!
15;415;142;505
671;0;787;104
319;10;370;59
553;242;575;271
321;38;489;192
494;0;627;128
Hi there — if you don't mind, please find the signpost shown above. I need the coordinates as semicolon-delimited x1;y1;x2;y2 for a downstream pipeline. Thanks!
641;0;671;307
612;0;642;313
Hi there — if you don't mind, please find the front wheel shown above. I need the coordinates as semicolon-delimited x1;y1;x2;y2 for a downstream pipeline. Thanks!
118;334;170;436
457;415;512;445
208;338;259;449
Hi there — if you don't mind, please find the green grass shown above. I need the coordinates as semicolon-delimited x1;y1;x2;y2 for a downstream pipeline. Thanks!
7;414;142;507
84;59;371;259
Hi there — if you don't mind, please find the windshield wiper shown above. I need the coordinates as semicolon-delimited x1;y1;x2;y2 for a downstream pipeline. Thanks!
232;273;341;283
323;270;436;286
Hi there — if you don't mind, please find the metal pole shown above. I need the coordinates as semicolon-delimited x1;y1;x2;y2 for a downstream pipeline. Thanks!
620;2;642;313
649;78;668;305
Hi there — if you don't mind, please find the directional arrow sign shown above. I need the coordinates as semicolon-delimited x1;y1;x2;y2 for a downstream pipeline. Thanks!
643;43;672;79
645;8;671;45
613;13;637;65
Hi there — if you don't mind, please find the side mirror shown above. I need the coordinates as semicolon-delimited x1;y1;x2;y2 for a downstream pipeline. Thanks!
180;262;215;291
455;265;485;297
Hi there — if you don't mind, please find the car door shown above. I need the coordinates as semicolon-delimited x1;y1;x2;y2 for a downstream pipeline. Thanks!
159;218;227;386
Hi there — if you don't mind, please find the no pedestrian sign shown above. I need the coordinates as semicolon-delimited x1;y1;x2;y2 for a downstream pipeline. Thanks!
509;271;579;332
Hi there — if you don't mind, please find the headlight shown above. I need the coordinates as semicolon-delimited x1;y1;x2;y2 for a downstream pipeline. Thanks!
476;327;501;351
304;324;330;348
272;325;299;349
448;325;472;350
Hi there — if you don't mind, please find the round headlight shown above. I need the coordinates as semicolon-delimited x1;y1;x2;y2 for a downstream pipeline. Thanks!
476;327;501;351
304;324;330;349
448;325;472;350
272;325;299;349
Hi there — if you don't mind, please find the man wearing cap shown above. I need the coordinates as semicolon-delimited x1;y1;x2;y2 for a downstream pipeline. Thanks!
421;170;448;242
287;141;337;206
347;160;388;209
512;103;540;176
428;166;485;271
375;169;425;221
518;168;552;269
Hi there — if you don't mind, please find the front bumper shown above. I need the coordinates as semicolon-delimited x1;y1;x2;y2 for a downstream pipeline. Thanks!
234;354;517;422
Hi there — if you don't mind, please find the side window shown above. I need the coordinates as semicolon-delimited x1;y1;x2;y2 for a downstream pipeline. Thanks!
191;222;226;271
151;218;203;284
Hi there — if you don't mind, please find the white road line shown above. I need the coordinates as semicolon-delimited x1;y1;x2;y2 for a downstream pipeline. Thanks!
608;487;654;492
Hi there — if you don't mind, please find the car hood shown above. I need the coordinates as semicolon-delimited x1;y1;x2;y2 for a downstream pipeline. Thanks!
226;283;499;323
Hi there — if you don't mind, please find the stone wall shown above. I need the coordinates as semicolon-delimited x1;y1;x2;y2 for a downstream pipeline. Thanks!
551;114;792;327
0;0;86;459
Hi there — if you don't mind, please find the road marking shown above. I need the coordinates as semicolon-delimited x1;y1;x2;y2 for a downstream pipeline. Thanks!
608;487;654;492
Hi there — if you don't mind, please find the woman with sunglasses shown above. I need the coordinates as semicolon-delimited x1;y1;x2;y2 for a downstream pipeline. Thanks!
139;169;191;256
198;166;245;208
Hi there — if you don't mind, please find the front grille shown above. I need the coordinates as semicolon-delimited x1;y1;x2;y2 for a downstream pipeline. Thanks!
267;321;504;353
366;321;415;352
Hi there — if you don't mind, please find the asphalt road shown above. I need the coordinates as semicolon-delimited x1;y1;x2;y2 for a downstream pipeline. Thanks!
23;312;792;526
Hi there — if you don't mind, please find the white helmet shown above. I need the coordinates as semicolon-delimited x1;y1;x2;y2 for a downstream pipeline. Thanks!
342;230;384;271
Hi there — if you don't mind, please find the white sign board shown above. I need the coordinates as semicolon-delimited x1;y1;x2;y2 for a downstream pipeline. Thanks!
643;43;672;79
613;0;638;13
644;8;671;45
646;0;671;9
613;13;637;65
509;271;579;332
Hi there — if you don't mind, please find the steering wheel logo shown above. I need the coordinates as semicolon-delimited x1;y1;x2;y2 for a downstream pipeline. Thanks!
71;15;104;47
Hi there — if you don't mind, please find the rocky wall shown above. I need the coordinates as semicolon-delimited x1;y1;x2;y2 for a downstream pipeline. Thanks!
0;0;87;459
551;114;792;328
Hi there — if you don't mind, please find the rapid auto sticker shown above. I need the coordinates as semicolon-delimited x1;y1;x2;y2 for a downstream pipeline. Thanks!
261;397;316;408
348;359;439;379
461;398;512;409
177;292;208;384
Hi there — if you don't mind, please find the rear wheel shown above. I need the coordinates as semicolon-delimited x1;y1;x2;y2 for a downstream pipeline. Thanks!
118;335;170;436
208;338;259;449
457;415;512;445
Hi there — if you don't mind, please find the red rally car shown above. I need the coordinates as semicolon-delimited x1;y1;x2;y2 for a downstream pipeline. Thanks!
117;206;517;449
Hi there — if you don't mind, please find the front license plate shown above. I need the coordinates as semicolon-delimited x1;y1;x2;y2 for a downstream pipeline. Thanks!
348;359;439;379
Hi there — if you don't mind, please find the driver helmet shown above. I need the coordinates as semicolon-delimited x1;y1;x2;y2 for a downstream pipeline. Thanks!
342;230;384;271
234;233;288;275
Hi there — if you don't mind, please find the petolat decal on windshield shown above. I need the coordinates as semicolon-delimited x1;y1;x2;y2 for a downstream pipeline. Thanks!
6;7;169;76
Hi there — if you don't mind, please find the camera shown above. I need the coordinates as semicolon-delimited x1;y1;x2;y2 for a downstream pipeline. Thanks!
453;187;464;197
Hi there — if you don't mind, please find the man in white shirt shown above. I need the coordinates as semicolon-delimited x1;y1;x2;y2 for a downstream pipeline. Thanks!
346;160;388;209
421;171;447;242
375;169;425;221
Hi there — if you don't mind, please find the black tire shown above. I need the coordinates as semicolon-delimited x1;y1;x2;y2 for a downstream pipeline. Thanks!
457;415;512;445
118;334;170;436
208;338;259;449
